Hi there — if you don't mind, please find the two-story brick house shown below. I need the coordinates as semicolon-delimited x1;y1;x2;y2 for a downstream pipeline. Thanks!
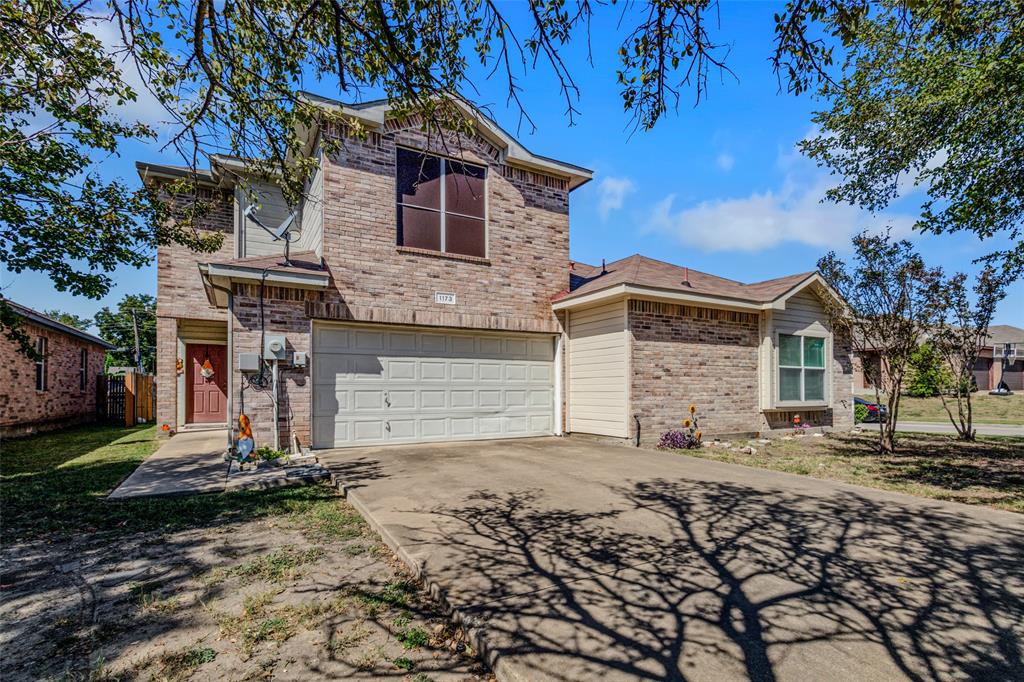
142;93;852;451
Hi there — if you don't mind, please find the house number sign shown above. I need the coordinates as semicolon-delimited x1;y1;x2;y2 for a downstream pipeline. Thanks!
434;292;457;305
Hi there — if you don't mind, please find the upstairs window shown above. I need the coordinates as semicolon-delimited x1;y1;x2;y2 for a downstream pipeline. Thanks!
779;334;826;402
396;147;487;258
35;337;47;391
79;348;88;390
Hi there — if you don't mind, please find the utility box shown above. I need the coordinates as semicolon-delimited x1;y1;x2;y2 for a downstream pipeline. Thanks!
293;351;307;367
238;353;261;372
264;334;287;360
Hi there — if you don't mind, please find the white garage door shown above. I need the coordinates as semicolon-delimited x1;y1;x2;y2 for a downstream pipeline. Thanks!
312;323;556;448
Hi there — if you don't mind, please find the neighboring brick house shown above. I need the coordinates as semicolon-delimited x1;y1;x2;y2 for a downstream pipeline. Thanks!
853;324;1024;393
0;301;114;438
140;93;853;451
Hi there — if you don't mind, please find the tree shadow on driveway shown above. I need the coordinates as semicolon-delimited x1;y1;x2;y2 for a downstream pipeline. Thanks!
424;479;1024;681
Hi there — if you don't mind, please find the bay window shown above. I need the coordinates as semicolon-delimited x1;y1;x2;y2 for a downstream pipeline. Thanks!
778;334;826;403
396;147;487;258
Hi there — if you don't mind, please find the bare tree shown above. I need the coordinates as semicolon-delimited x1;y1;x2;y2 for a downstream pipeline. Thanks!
817;231;943;454
930;268;1009;441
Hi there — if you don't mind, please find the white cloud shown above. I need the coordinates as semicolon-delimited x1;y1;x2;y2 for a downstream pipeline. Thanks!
87;17;168;123
715;153;735;172
644;142;918;252
597;176;635;220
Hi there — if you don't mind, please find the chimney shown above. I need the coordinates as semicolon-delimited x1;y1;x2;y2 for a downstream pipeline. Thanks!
681;267;692;287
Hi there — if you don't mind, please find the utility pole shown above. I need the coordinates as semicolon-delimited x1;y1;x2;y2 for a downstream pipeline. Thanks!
131;309;142;373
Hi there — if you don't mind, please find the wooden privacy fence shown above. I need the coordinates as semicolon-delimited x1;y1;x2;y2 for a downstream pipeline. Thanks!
97;371;155;427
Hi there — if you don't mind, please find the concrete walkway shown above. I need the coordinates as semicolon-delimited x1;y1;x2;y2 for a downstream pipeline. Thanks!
898;421;1024;437
109;430;229;498
321;437;1024;682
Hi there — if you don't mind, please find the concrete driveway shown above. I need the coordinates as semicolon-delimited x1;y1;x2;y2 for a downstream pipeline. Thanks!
320;437;1024;682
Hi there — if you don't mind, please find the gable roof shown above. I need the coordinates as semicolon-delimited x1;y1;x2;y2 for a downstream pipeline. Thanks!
554;254;820;310
4;300;114;349
296;91;593;190
987;325;1024;345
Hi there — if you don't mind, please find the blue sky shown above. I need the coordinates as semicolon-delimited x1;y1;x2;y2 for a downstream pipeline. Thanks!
4;1;1020;327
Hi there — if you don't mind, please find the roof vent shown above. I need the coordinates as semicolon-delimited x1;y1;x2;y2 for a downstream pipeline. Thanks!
681;267;692;287
601;258;607;275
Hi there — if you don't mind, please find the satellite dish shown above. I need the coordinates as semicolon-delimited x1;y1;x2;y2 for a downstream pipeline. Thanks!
243;203;299;264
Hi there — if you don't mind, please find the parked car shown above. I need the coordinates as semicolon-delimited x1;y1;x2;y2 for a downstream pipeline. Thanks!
854;396;889;423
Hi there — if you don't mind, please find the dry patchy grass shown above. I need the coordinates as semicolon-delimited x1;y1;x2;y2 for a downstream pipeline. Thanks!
682;431;1024;512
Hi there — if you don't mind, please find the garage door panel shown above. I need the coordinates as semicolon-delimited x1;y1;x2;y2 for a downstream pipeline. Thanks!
388;332;417;352
389;419;416;438
421;390;446;409
312;324;555;448
422;419;447;438
479;363;502;381
313;389;347;416
353;420;384;441
420;361;447;380
353;390;383;410
354;330;385;352
388;390;416;409
421;334;446;352
451;336;475;354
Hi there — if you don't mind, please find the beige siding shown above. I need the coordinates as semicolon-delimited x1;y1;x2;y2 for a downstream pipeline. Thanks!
238;180;291;257
764;289;832;408
296;148;324;257
567;300;628;437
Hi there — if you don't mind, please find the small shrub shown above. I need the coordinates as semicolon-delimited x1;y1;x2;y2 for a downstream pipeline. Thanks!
253;446;287;461
658;404;703;449
658;429;701;450
393;656;414;671
906;343;951;397
854;404;869;424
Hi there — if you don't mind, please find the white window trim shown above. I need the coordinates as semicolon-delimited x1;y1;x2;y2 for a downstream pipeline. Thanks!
79;348;88;391
35;337;47;392
395;146;488;259
774;330;830;408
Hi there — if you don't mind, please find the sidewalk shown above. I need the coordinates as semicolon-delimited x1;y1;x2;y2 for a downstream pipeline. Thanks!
897;421;1024;437
108;430;229;499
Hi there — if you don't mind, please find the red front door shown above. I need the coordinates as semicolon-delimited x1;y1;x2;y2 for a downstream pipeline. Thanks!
186;344;228;424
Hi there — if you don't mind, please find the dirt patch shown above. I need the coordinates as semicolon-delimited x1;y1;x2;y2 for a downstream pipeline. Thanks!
0;491;490;681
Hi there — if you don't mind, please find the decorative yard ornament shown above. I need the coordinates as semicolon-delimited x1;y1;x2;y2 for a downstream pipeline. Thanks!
200;357;215;380
236;414;255;462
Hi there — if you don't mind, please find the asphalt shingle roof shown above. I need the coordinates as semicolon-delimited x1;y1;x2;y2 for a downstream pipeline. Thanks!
557;254;815;304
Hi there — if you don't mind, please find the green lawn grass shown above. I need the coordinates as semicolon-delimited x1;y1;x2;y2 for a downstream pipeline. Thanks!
1;423;342;542
863;392;1024;425
685;431;1024;512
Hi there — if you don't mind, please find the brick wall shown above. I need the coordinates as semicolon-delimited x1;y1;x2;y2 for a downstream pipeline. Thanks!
628;301;761;440
315;122;569;334
0;322;107;437
231;284;320;449
155;185;235;431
